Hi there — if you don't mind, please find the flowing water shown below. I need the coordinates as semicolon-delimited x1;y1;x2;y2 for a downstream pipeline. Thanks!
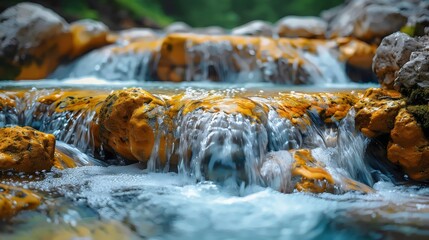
0;37;428;239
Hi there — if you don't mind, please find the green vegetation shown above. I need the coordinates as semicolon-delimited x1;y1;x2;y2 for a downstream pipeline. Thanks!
1;0;343;28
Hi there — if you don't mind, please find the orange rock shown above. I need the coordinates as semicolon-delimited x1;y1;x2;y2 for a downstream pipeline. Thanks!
69;20;111;59
354;88;405;138
0;183;41;220
291;149;335;193
99;88;167;164
0;126;55;173
0;3;73;80
53;149;77;169
336;38;377;69
387;109;429;181
290;149;373;193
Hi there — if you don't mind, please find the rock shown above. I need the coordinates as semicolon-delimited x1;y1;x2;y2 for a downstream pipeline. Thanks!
69;19;110;59
14;220;139;240
109;28;157;43
276;16;327;39
232;20;273;37
372;32;423;89
193;26;226;35
387;108;429;181
261;149;373;194
354;88;405;138
0;2;72;80
327;0;408;42
0;126;56;173
98;88;167;164
372;32;429;137
395;50;429;90
165;22;192;33
0;183;41;220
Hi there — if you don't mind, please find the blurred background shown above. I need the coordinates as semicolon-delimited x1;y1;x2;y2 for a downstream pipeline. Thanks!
0;0;343;30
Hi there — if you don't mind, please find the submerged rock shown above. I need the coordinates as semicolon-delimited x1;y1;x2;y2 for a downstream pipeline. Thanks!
0;2;72;80
0;183;41;220
276;16;327;39
0;126;55;173
18;220;139;240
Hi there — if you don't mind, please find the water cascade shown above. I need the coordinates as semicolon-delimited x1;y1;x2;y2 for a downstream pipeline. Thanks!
1;1;429;239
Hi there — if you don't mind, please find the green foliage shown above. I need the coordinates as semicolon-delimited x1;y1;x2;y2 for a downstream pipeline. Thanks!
1;0;344;28
114;0;173;26
61;1;99;20
162;0;343;28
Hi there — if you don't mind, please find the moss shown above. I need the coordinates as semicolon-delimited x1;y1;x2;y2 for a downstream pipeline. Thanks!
407;105;429;137
406;87;429;105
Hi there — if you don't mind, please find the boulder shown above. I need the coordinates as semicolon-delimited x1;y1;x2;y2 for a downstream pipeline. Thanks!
232;20;273;37
0;2;72;80
69;19;110;59
0;126;56;173
395;50;429;90
276;16;327;39
354;88;405;138
372;32;423;89
260;149;373;194
387;108;429;181
0;183;41;220
98;88;167;164
165;21;192;33
326;0;408;42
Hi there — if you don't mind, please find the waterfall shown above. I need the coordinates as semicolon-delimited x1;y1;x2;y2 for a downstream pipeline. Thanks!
0;88;376;191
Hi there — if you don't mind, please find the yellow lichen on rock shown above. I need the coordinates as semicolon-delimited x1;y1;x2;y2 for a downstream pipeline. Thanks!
387;109;429;181
354;88;405;138
99;88;166;163
290;149;335;193
69;20;111;59
0;126;55;173
0;183;41;220
290;149;373;193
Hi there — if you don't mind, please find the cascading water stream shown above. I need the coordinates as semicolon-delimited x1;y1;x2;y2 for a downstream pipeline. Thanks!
48;36;352;84
0;87;377;192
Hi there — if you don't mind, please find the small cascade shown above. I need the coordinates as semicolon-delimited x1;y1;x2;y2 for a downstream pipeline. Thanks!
0;87;377;193
48;35;359;84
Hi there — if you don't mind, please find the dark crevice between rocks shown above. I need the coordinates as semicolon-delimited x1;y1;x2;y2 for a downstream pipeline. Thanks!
401;86;429;138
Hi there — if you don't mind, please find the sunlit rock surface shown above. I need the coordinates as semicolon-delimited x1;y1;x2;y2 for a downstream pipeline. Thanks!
0;126;55;173
0;3;72;80
0;183;41;220
388;109;429;181
354;88;405;138
69;19;111;59
354;88;429;181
